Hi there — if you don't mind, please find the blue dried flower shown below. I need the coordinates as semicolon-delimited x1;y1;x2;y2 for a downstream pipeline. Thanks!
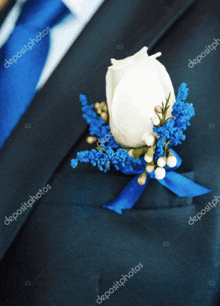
79;95;119;149
176;82;189;102
71;147;147;173
154;83;195;158
71;159;78;169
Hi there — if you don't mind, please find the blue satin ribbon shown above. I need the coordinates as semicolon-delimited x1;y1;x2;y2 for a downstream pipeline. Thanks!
103;149;212;214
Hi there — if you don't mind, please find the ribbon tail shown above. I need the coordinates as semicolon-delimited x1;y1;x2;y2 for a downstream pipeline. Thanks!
159;171;212;197
103;174;150;214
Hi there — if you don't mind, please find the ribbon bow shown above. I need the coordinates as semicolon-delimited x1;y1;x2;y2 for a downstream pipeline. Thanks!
103;149;212;214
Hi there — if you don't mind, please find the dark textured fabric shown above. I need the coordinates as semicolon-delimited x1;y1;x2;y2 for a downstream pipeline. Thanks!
1;0;220;305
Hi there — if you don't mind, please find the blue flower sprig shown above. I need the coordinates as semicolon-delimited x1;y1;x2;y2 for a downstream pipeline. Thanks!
71;147;146;173
71;95;146;172
153;83;195;160
79;95;119;149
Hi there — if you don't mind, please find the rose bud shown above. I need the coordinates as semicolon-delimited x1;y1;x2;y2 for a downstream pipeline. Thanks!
102;104;108;112
101;112;108;121
137;171;147;185
100;101;106;107
106;46;175;148
154;105;163;113
146;162;155;173
94;102;101;109
144;146;154;162
86;136;97;144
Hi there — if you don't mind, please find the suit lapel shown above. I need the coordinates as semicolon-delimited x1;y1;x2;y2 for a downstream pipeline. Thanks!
0;0;194;260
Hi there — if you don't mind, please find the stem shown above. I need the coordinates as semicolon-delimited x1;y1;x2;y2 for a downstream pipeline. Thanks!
95;146;106;152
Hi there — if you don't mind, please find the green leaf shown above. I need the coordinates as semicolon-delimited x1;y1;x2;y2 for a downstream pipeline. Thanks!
165;92;171;109
95;146;105;151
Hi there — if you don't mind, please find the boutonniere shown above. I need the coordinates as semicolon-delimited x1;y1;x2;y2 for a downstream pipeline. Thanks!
71;47;211;214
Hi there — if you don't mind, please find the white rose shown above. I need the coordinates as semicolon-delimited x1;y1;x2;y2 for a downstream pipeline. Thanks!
106;46;175;148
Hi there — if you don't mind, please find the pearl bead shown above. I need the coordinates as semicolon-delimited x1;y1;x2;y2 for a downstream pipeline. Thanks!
157;157;166;167
141;133;155;146
167;156;177;167
146;165;154;173
144;154;153;163
155;167;166;180
152;116;160;126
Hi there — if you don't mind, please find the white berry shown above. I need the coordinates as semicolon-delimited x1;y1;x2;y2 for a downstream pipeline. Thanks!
146;165;154;173
152;116;160;126
141;133;155;146
128;149;134;157
167;156;177;168
138;176;146;185
155;167;166;180
157;157;166;167
144;154;153;163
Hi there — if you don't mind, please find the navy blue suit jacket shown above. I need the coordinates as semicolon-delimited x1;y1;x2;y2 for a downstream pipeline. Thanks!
1;0;220;305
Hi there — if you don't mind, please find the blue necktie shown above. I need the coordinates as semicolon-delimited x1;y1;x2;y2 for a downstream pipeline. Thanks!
0;0;69;149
